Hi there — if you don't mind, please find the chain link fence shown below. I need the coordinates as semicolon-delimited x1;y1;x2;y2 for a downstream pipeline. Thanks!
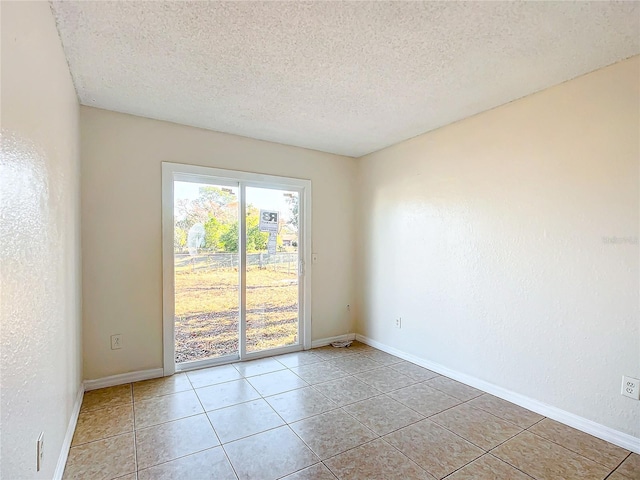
175;252;299;273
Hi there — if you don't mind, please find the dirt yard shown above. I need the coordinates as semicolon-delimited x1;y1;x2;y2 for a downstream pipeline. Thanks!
174;261;298;363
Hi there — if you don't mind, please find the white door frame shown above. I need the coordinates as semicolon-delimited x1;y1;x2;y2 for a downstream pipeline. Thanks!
162;162;312;376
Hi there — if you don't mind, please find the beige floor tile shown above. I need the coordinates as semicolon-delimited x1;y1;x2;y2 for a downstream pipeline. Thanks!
467;394;543;429
72;404;133;446
360;350;403;366
615;453;640;478
64;433;135;480
132;373;192;400
389;361;440;382
431;403;522;450
275;351;322;368
343;395;424;435
389;382;461;417
224;426;319;480
134;390;204;428
186;364;243;389
311;345;360;360
426;377;482;401
81;384;132;412
207;398;284;443
137;446;236;480
135;413;219;470
492;431;611;480
445;454;532;480
528;418;629;469
312;377;380;407
290;409;376;459
324;438;434;480
346;341;376;353
355;366;416;393
266;386;337;423
233;357;286;377
195;379;260;411
247;369;308;396
384;419;483;479
327;355;381;374
114;474;136;480
281;463;337;480
609;472;632;480
291;362;348;385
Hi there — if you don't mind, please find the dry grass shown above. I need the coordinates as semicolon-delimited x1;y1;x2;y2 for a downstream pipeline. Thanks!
174;260;299;363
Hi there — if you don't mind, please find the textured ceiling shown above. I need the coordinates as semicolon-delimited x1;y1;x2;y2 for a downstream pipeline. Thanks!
51;1;639;157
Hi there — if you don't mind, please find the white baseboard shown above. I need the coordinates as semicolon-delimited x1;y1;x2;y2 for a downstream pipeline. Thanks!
312;333;356;348
53;383;84;480
84;368;164;391
355;334;640;454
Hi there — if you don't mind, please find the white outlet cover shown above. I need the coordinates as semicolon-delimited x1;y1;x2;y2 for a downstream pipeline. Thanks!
621;376;640;400
111;334;123;350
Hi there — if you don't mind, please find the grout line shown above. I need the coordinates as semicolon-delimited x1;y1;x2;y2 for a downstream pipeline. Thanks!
519;428;631;474
322;437;383;462
524;417;634;471
601;451;632;480
135;411;210;432
321;460;340;480
201;403;223;447
130;383;139;475
136;445;224;475
67;431;135;449
218;443;241;480
220;424;290;446
525;416;547;430
377;435;436;478
611;451;632;472
426;404;524;454
486;453;538;480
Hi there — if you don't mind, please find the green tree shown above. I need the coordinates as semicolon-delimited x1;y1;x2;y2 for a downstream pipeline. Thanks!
198;186;235;206
174;227;187;251
220;222;239;252
175;187;237;232
246;210;269;252
204;216;229;251
218;207;269;252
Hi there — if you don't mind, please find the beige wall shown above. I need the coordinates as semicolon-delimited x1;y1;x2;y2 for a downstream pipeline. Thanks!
80;107;357;379
0;2;82;478
357;57;640;437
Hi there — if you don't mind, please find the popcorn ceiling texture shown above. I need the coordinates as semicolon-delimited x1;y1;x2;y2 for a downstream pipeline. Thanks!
50;1;639;157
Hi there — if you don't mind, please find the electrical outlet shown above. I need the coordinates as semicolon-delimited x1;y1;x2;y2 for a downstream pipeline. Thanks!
111;334;122;350
36;432;44;472
395;317;402;329
621;376;640;400
346;304;350;311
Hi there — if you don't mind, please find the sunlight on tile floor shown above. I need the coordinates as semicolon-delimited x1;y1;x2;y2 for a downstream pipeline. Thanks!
63;342;638;480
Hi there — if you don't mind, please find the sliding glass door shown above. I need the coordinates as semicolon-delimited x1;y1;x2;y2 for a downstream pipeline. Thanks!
162;163;311;374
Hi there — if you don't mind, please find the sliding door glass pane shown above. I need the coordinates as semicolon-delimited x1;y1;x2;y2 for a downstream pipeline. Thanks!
245;186;300;353
174;181;239;363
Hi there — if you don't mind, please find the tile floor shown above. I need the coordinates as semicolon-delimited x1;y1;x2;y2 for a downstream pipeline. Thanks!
63;342;639;480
